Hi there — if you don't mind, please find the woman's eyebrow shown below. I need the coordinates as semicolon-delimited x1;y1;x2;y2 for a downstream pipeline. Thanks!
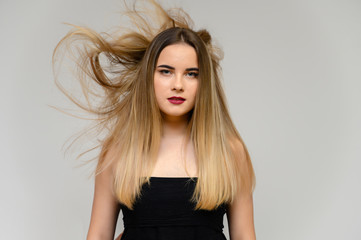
186;67;199;71
157;64;174;69
157;65;199;72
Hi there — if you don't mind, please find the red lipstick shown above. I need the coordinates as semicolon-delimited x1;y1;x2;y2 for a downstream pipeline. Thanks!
167;96;185;104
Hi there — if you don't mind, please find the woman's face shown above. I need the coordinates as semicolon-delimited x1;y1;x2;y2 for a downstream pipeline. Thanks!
154;43;199;120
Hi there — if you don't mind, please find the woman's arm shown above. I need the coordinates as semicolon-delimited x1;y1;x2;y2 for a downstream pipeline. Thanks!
227;139;256;240
86;159;121;240
227;192;256;240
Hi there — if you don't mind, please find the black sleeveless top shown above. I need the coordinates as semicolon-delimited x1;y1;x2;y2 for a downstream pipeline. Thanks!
119;177;228;240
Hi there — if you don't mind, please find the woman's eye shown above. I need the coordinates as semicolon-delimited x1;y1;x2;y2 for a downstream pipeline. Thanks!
186;72;199;78
160;69;171;75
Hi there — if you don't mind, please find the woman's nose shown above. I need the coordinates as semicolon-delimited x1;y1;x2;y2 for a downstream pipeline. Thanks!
172;74;184;91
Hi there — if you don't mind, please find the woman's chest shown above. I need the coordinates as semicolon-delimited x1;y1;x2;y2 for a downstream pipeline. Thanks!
151;138;198;177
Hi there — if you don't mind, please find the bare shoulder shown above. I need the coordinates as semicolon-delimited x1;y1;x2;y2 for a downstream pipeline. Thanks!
98;143;121;176
228;136;247;162
228;136;255;188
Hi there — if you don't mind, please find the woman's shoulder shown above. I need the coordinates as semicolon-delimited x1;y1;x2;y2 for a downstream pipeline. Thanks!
228;136;248;163
228;136;246;153
98;143;121;175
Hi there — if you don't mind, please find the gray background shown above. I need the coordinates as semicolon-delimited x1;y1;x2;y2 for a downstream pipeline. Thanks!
1;0;360;239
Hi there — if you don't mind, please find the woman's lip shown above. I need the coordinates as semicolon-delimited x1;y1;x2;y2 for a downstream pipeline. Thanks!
168;97;185;104
168;96;185;100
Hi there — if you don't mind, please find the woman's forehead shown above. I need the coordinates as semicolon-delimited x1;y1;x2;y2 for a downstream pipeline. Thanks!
156;43;198;68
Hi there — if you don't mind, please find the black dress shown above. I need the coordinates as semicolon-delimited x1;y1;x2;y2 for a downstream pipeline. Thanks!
119;177;228;240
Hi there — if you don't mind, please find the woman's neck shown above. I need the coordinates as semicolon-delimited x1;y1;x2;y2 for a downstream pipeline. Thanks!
161;115;189;139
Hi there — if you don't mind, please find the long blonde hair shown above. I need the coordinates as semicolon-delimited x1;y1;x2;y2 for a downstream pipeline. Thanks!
53;0;255;210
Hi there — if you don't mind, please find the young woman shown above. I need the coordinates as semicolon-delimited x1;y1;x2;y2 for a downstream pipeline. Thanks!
54;1;256;239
